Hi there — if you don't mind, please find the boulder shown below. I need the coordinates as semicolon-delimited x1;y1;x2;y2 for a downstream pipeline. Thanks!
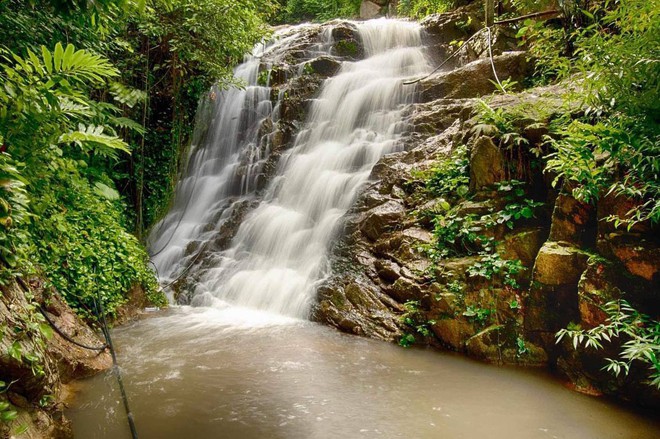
359;200;406;241
374;259;401;283
313;279;403;341
525;242;588;342
469;136;505;191
532;241;589;286
431;319;474;350
360;1;382;19
307;56;342;77
385;276;423;303
421;2;482;44
420;51;530;101
503;228;547;267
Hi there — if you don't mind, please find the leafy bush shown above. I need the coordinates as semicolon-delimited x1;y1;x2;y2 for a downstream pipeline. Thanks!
30;158;164;317
399;300;436;347
397;0;455;18
422;144;470;200
275;0;360;23
0;43;165;316
557;300;660;390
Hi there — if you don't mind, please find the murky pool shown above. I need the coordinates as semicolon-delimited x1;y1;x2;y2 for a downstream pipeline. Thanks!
67;307;659;439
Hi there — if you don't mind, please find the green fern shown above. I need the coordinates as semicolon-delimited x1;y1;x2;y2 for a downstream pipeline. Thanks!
59;124;130;157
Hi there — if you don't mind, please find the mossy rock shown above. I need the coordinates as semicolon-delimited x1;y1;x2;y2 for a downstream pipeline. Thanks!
334;39;360;58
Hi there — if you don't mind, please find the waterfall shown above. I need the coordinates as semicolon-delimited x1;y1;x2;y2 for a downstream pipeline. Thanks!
150;20;431;319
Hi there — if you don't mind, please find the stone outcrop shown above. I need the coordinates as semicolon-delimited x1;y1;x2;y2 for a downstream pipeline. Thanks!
360;1;382;19
359;0;396;19
1;278;112;438
469;136;505;190
419;51;530;101
309;5;659;407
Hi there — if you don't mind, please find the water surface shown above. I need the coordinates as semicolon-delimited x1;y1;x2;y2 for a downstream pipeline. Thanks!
68;307;660;439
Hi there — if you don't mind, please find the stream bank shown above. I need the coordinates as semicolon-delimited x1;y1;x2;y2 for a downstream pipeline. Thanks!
0;277;160;438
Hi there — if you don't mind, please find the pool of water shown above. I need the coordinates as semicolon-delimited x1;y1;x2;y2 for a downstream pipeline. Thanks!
67;306;660;439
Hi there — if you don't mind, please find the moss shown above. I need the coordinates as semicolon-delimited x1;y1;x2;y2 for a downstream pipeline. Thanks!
335;39;358;57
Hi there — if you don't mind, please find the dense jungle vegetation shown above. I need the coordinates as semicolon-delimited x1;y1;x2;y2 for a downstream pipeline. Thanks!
0;0;657;426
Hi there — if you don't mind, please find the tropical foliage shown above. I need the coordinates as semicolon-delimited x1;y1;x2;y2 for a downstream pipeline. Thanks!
0;0;275;317
273;0;361;23
397;0;456;18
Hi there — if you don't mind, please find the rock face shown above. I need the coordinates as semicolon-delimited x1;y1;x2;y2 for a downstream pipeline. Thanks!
360;1;382;19
0;278;112;438
420;51;530;101
469;136;505;190
310;5;659;408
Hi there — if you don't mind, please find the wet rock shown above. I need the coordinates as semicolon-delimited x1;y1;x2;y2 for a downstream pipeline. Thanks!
465;333;502;361
469;136;505;191
375;259;401;283
331;22;358;42
313;279;403;341
385;276;423;303
268;66;288;87
359;200;406;241
420;51;529;101
307;56;342;77
431;319;475;350
329;24;363;60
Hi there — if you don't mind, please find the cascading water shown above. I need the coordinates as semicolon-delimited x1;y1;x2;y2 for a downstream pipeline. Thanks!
148;27;316;281
150;20;431;318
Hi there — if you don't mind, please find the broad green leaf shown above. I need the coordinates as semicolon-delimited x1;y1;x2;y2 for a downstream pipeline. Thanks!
53;42;64;71
7;341;22;361
94;182;120;200
41;46;53;74
0;410;18;422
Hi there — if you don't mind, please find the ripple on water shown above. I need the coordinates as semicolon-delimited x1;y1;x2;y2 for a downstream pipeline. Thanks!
66;308;660;439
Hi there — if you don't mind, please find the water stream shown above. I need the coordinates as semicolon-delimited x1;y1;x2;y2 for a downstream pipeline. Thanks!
150;20;429;317
69;19;660;439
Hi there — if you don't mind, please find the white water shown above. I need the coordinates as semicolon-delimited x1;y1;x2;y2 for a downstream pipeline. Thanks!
151;20;431;318
148;26;318;282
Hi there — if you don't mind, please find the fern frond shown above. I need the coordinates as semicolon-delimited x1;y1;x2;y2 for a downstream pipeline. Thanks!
58;125;130;156
45;43;119;84
109;82;147;108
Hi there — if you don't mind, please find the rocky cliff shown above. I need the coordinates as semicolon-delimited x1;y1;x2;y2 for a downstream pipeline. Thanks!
310;6;660;407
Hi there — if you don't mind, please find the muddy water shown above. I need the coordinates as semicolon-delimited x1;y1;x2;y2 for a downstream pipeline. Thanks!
67;307;659;439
